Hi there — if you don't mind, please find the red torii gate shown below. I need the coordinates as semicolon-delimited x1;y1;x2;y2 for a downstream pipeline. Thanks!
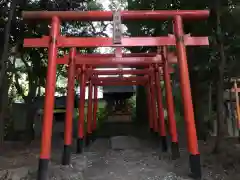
68;55;176;154
77;65;172;149
73;61;173;148
22;10;209;180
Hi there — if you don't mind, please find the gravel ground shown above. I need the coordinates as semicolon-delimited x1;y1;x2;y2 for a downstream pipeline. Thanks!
83;137;191;180
1;136;240;180
83;136;240;180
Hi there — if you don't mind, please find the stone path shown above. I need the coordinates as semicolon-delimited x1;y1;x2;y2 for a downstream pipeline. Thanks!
83;136;191;180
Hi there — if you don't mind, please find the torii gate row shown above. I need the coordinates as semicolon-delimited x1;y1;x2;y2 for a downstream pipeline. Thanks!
55;48;178;172
68;55;176;158
74;66;175;142
69;65;171;155
62;48;176;78
74;66;175;149
82;74;171;139
64;48;177;156
22;10;210;180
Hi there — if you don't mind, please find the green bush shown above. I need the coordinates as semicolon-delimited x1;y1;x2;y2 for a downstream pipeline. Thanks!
96;107;108;125
131;106;137;122
72;101;108;137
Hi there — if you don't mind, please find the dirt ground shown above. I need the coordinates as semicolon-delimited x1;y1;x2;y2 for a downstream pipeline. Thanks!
0;136;240;180
198;137;240;180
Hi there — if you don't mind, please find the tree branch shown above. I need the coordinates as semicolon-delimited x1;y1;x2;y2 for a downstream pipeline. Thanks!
88;22;109;37
20;54;31;73
0;0;17;89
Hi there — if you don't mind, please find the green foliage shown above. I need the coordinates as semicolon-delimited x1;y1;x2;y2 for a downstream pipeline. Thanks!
126;95;136;121
109;0;128;10
126;0;240;134
1;0;240;141
126;0;240;85
128;95;136;108
0;0;108;103
0;0;111;141
72;100;107;137
97;106;108;125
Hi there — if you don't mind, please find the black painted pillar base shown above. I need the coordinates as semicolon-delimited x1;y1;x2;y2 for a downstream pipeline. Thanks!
94;130;98;141
62;145;71;165
76;138;84;154
91;131;95;142
161;136;168;152
37;158;49;180
85;134;91;147
171;142;180;160
189;154;202;179
149;128;154;134
154;132;159;139
92;131;98;142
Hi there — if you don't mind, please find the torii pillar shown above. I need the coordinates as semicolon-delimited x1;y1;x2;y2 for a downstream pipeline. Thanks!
174;16;201;178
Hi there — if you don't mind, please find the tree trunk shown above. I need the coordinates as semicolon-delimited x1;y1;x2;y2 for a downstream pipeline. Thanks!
229;89;236;136
0;75;10;144
0;0;17;88
188;47;209;141
24;77;37;143
214;73;227;153
207;83;214;134
24;97;36;143
208;83;212;120
212;0;228;153
0;0;17;144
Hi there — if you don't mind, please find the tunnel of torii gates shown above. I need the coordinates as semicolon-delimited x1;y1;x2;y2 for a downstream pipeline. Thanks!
22;9;209;180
